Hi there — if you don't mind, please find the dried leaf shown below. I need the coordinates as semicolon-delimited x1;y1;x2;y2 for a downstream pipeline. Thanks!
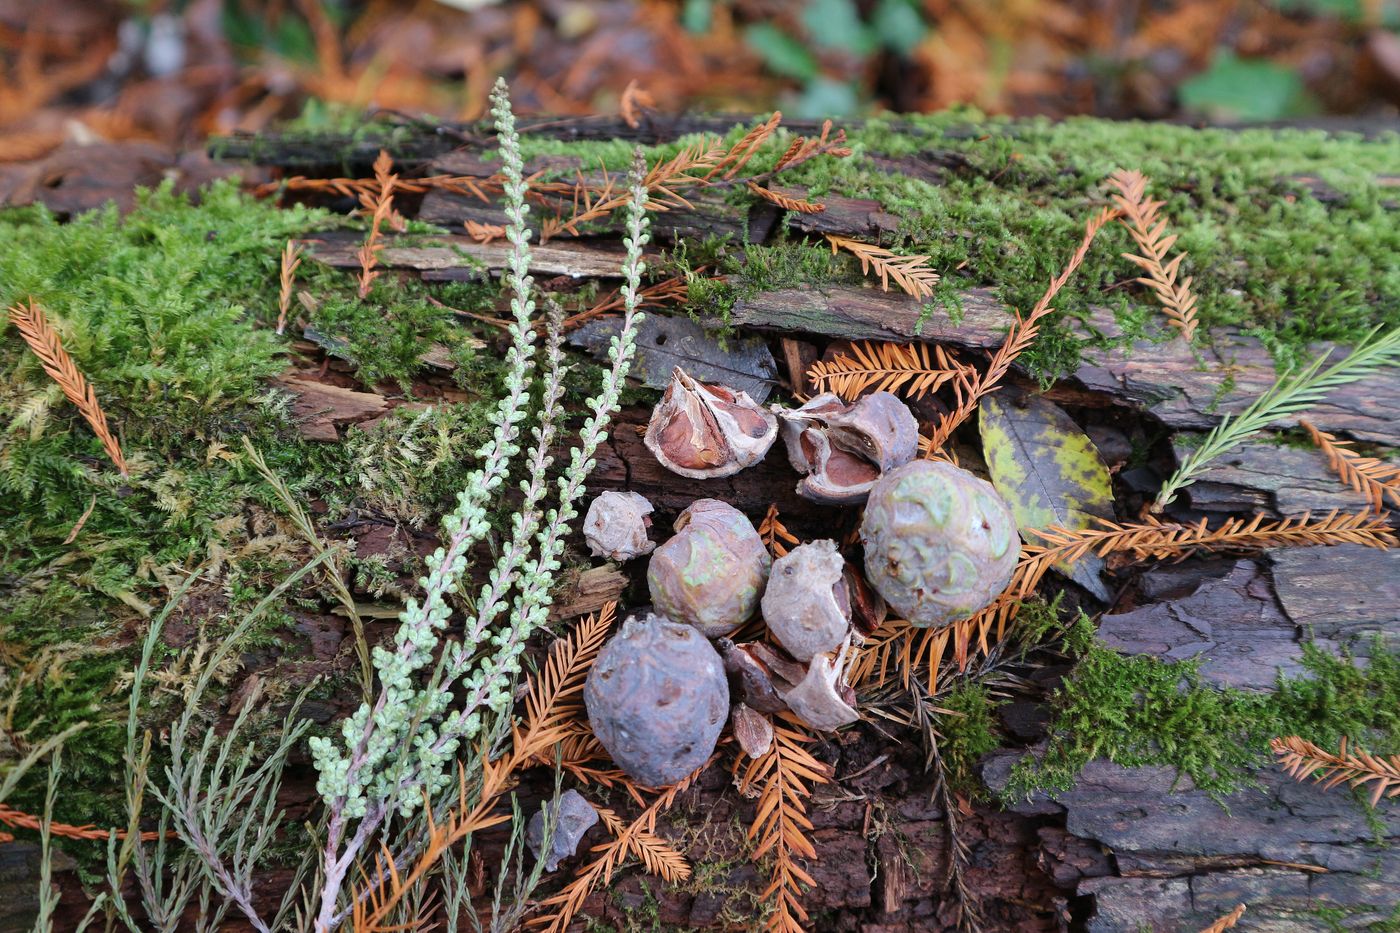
980;391;1114;600
569;313;778;404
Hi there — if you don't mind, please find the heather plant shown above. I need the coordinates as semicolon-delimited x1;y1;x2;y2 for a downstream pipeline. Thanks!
306;77;651;927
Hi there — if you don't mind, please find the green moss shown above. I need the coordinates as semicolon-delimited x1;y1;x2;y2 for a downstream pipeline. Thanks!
787;114;1400;371
1006;636;1400;800
306;276;498;392
0;182;514;839
940;681;1001;792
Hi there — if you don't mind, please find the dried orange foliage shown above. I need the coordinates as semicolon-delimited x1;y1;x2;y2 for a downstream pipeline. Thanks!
539;137;729;241
0;802;160;844
355;150;398;299
747;181;825;214
1302;420;1400;513
768;120;852;174
827;235;940;301
261;170;507;202
1272;736;1400;807
619;79;656;129
561;274;689;334
851;609;1002;690
275;239;303;335
529;767;701;933
1107;169;1200;342
856;507;1397;689
538;111;847;241
463;219;507;244
807;341;971;401
924;206;1117;454
1197;904;1246;933
735;717;831;933
706;110;783;181
7;299;127;477
1027;508;1396;568
758;503;800;558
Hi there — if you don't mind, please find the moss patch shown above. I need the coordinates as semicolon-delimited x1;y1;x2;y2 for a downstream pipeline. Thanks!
491;113;1399;376
0;183;513;834
1006;635;1400;800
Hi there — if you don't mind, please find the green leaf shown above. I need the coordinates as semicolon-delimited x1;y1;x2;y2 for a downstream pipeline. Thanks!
980;391;1114;601
1179;51;1313;122
681;0;713;33
792;77;860;119
745;24;819;81
873;0;927;55
802;0;877;55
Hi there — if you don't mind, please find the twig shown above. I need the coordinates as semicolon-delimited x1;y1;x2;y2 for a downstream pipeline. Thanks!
748;182;825;214
757;503;800;559
1154;323;1400;509
275;240;304;335
736;715;831;933
1198;904;1246;933
807;341;971;401
355;150;397;299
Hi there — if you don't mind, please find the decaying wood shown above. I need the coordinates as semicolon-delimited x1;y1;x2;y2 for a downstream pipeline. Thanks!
275;373;389;441
303;230;647;282
188;117;1400;933
985;542;1400;931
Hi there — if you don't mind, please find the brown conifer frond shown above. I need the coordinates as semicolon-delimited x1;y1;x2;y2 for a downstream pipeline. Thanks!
519;602;616;747
355;150;397;299
0;802;161;842
855;506;1396;689
539;138;728;240
1272;736;1400;807
559;274;689;333
850;602;1006;689
827;235;940;301
1029;508;1396;567
707;111;782;181
924;206;1117;454
1302;420;1400;513
747;181;825;213
276;239;303;335
619;80;655;129
463;219;507;244
771;119;852;173
807;340;971;401
736;715;830;933
1197;904;1246;933
529;765;703;932
1107;169;1200;342
7;299;128;476
758;504;801;558
259;171;504;202
355;604;619;928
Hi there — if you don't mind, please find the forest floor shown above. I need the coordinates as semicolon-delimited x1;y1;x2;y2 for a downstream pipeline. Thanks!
2;109;1399;932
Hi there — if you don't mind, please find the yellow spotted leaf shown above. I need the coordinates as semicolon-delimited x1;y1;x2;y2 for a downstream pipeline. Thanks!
980;391;1114;600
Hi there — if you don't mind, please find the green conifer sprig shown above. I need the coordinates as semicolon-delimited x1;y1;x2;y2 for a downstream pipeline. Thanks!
1155;324;1400;510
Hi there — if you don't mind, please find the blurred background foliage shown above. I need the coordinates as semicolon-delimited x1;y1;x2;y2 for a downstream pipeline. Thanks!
0;0;1397;158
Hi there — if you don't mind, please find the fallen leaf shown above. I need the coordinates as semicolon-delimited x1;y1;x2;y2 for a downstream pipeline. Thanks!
980;390;1114;600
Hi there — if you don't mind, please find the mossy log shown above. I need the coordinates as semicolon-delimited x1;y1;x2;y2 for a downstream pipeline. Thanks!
245;113;1400;932
6;113;1398;932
